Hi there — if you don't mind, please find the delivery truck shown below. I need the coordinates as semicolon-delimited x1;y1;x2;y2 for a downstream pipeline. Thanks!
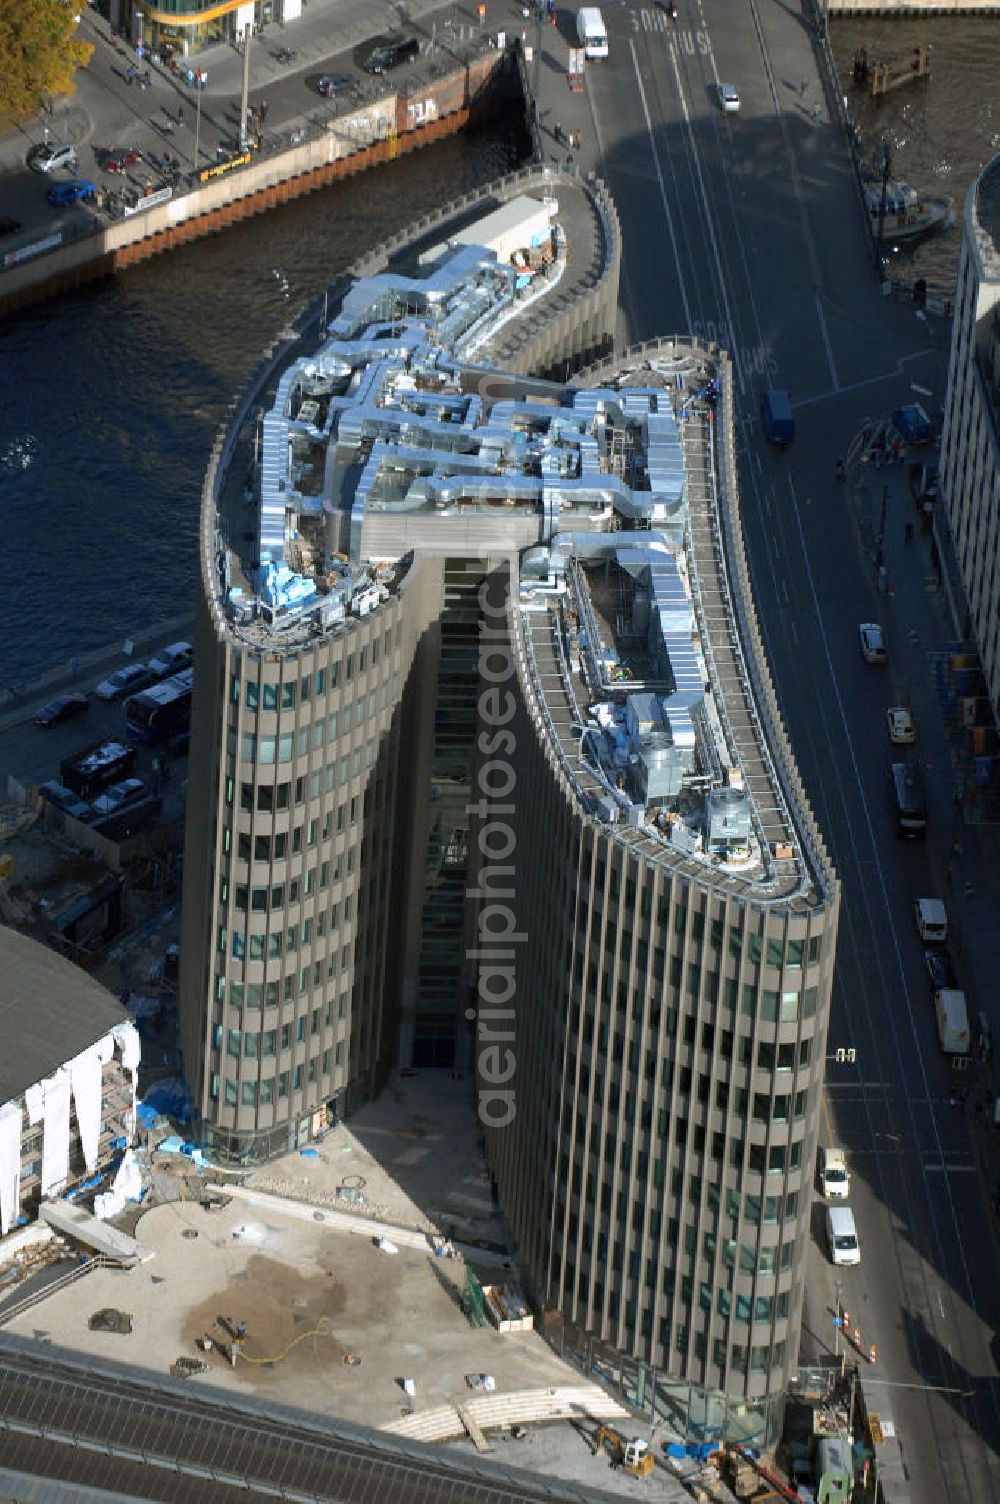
935;989;970;1055
761;389;795;445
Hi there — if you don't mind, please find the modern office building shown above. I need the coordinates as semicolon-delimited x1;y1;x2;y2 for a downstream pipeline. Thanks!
938;150;1000;722
179;172;838;1432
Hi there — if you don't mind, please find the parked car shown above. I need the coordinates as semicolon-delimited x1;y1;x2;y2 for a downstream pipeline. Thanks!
27;142;78;174
355;33;419;74
859;622;886;664
91;776;149;819
95;663;155;701
886;706;915;744
148;640;193;677
924;947;958;992
47;178;98;208
34;692;89;727
0;215;21;236
718;82;741;113
38;781;92;821
316;73;351;98
892;402;933;445
104;146;143;174
818;1146;850;1200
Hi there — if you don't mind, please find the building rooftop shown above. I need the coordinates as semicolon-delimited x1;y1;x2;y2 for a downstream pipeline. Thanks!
0;926;129;1105
204;181;826;908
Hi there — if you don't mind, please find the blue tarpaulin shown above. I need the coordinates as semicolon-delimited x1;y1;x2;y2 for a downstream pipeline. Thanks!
140;1077;195;1124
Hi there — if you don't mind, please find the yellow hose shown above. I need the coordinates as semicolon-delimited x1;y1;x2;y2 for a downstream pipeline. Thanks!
234;1317;337;1365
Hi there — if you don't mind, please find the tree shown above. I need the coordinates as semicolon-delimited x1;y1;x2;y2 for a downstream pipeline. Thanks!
0;0;93;122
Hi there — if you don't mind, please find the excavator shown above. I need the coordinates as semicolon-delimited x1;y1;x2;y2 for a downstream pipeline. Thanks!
592;1425;655;1477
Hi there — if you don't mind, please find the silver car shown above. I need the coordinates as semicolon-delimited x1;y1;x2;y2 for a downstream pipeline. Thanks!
28;142;79;174
91;777;148;818
95;663;154;701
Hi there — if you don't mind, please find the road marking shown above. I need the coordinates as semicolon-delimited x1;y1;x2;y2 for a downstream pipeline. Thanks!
911;382;932;396
792;351;938;409
923;1163;977;1173
629;41;692;334
815;294;839;392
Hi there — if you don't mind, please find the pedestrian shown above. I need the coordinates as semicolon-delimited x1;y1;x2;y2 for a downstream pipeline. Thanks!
260;96;269;124
178;105;184;127
799;79;807;98
554;119;562;144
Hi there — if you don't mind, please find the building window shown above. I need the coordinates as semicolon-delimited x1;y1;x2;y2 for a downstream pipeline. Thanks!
224;1078;238;1106
210;1073;220;1100
263;684;278;711
241;1081;257;1107
245;682;259;710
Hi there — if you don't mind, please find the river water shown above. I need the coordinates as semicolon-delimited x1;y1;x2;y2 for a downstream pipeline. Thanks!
830;13;1000;288
0;129;517;687
3;19;998;687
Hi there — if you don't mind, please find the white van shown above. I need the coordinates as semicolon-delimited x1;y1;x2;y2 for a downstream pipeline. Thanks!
914;897;948;944
826;1206;860;1267
577;7;608;59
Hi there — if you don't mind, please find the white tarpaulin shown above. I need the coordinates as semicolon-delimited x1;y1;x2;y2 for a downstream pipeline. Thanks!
0;1101;22;1236
69;1045;103;1174
112;1020;141;1135
93;1148;143;1221
112;1021;141;1074
39;1069;71;1197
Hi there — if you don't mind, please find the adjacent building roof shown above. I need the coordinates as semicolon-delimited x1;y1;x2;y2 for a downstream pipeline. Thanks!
0;926;128;1106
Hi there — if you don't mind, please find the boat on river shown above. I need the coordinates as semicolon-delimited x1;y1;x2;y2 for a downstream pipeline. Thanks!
863;178;954;245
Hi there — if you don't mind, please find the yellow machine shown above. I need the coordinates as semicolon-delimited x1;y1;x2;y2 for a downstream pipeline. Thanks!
592;1425;655;1477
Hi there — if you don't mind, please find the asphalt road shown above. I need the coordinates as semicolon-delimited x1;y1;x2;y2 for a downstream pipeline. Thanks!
573;1;1000;1499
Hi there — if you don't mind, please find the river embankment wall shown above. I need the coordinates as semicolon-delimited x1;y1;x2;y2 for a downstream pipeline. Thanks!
828;1;1000;13
0;47;519;318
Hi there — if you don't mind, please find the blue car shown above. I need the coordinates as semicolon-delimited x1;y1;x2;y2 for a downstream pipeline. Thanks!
891;402;933;445
47;178;97;208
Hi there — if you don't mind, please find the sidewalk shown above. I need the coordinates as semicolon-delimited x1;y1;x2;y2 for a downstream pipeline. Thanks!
0;0;509;180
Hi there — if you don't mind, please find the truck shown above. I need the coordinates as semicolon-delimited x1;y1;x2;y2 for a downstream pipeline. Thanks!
60;738;137;799
761;388;795;445
934;988;970;1054
914;897;948;944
